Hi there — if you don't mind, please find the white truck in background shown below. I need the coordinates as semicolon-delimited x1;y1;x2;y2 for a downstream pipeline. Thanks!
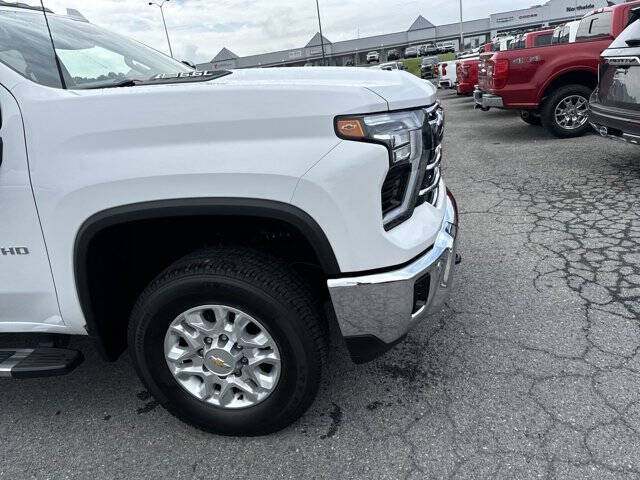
438;60;459;89
0;4;458;435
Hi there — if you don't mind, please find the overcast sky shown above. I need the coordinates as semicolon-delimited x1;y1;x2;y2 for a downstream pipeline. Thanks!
42;0;547;63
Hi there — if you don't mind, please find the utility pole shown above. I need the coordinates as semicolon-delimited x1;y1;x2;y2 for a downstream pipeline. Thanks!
149;0;174;58
459;0;464;51
315;0;327;66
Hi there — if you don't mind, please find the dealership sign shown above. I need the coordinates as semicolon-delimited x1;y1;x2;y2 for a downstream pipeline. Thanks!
494;11;539;24
490;0;607;28
566;3;595;13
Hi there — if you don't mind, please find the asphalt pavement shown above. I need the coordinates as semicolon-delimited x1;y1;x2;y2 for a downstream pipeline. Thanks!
2;89;640;480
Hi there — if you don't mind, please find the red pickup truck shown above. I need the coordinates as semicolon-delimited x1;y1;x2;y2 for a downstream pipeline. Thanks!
525;29;554;48
474;1;640;138
457;57;479;95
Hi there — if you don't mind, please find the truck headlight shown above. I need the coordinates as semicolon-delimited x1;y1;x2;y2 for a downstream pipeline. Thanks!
335;105;443;230
335;110;424;166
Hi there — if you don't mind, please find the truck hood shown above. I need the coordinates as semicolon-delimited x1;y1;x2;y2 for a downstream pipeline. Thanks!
212;67;437;111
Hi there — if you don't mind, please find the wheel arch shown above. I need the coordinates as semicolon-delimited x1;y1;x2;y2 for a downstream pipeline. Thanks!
538;68;598;105
74;198;340;360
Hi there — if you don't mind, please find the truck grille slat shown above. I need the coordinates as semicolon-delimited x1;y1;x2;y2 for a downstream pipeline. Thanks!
381;164;411;215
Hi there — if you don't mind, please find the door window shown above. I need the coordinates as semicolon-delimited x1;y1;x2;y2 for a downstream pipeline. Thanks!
576;12;612;41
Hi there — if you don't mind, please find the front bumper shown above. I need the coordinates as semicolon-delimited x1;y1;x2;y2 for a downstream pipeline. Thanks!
474;88;504;110
327;190;459;363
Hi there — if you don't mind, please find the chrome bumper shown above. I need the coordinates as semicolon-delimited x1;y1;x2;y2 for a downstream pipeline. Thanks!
473;88;504;110
327;191;459;363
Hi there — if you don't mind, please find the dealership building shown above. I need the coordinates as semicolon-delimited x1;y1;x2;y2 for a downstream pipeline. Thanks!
196;0;610;70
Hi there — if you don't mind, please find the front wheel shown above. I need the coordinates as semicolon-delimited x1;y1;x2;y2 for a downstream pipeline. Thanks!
540;85;592;138
128;246;326;436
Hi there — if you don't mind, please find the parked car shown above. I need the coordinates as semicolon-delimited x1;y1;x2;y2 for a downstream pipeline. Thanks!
551;20;580;45
507;34;525;50
405;46;419;58
490;35;516;52
438;60;458;89
526;29;554;48
508;29;554;50
590;12;640;145
437;42;456;54
366;51;379;63
377;61;406;71
421;56;440;79
419;43;435;56
457;57;479;95
474;1;640;138
387;49;401;61
0;3;458;436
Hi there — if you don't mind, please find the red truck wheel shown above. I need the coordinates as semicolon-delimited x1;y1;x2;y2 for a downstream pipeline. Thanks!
541;85;592;138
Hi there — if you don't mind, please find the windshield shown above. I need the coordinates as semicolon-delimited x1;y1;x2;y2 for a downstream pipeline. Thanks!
0;8;192;89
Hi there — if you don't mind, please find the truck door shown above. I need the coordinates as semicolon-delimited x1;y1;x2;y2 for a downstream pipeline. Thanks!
0;84;62;329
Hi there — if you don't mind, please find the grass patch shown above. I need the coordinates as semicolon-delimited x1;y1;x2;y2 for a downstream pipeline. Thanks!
403;58;421;76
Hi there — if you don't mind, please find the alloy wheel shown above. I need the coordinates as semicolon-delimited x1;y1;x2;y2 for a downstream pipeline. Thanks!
164;305;281;409
554;95;589;130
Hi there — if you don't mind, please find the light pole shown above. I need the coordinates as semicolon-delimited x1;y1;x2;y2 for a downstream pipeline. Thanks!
459;0;464;51
149;0;174;58
315;0;327;66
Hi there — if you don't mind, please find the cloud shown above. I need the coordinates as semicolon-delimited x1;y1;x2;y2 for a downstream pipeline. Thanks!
41;0;554;63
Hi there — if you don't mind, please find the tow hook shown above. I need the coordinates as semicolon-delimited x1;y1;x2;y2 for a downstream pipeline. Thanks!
455;253;462;265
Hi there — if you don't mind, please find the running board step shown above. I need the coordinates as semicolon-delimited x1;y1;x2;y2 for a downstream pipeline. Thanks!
0;348;83;378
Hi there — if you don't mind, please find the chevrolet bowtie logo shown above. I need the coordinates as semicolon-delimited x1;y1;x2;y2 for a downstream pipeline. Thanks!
212;357;231;369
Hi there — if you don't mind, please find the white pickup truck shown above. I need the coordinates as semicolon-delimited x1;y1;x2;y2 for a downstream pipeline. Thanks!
0;4;459;435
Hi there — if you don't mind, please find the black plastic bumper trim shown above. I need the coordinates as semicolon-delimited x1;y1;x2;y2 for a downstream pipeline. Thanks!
344;335;407;364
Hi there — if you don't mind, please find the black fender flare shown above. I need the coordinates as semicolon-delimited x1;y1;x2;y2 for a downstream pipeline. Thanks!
73;198;340;359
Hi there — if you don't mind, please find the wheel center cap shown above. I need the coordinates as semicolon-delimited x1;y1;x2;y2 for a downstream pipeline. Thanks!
204;349;236;376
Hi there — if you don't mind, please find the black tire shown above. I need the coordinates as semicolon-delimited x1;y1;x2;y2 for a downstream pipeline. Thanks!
520;110;541;126
540;84;592;138
128;246;326;436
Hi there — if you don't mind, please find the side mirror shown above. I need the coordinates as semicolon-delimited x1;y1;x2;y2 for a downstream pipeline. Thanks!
182;60;197;70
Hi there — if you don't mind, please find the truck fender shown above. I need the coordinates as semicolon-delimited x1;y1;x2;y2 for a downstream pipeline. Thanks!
537;65;598;105
73;198;340;360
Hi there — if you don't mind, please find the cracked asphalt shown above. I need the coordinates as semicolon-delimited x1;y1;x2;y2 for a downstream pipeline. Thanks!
2;89;640;480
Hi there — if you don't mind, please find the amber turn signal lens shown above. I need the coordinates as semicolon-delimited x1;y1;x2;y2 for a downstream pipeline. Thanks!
336;119;365;138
